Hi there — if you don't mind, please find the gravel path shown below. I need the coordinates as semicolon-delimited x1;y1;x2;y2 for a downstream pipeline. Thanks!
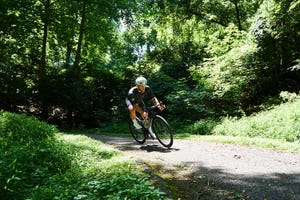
87;135;300;200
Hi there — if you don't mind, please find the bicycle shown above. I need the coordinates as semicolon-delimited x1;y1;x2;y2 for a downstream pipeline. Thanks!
128;103;173;148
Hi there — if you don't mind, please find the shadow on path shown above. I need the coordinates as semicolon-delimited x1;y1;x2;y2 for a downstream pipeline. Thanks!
140;144;180;153
173;163;300;200
87;134;300;200
87;134;180;153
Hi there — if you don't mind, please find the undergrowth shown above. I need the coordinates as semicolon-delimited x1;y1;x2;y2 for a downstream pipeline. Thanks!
212;96;300;142
0;111;169;199
181;93;300;152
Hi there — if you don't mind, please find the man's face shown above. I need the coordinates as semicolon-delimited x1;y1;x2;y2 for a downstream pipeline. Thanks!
137;84;145;93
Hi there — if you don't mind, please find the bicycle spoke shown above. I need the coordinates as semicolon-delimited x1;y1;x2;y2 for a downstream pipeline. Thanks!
129;118;146;144
152;115;173;148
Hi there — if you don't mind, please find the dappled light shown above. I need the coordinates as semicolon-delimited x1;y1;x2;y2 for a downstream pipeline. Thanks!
1;0;300;199
89;135;300;199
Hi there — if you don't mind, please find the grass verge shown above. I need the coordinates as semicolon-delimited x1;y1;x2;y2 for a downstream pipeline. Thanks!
30;133;170;200
0;111;169;199
181;135;300;153
178;96;300;153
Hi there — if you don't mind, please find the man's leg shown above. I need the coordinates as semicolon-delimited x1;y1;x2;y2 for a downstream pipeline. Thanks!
128;105;136;120
134;104;148;120
128;104;142;129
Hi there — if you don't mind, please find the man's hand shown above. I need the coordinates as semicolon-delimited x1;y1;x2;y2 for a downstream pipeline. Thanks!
142;111;148;120
158;104;165;111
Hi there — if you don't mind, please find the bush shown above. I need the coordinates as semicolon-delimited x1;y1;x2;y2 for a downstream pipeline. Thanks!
0;113;168;199
184;118;220;135
212;96;300;142
0;111;72;199
29;134;168;200
148;72;178;102
166;84;218;121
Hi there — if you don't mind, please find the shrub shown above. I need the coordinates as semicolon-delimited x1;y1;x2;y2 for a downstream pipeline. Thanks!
212;96;300;142
184;118;220;135
166;84;218;121
0;112;169;199
0;111;72;199
29;134;168;200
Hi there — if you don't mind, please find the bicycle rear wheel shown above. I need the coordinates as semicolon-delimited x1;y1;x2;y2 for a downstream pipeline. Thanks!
152;115;173;148
128;117;146;144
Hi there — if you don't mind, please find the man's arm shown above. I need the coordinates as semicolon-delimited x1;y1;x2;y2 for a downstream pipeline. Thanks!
151;97;165;110
152;97;160;106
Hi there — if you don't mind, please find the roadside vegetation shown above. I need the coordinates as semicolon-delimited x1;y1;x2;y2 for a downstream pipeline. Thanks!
1;0;299;131
71;93;300;154
181;93;300;153
1;0;300;198
1;95;299;199
0;111;169;199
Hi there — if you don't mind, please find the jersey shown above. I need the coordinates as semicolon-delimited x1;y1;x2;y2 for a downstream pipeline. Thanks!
125;86;155;110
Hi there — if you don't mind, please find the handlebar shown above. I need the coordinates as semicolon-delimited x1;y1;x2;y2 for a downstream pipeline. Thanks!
148;102;165;111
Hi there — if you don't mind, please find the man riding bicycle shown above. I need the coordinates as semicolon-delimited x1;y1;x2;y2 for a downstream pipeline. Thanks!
125;76;164;130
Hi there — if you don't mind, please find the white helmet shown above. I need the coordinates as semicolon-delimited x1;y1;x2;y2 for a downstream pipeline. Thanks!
135;76;147;85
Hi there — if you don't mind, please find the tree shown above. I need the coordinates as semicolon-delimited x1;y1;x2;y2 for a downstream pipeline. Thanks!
1;0;299;126
39;0;51;119
250;0;300;95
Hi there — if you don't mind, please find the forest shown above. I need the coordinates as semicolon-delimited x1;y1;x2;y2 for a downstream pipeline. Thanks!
1;0;300;129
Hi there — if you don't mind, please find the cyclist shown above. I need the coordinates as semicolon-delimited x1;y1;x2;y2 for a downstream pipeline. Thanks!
125;76;164;130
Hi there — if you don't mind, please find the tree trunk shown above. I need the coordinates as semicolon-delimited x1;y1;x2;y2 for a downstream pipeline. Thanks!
72;0;87;73
67;0;87;128
232;0;242;31
40;0;51;120
65;41;72;66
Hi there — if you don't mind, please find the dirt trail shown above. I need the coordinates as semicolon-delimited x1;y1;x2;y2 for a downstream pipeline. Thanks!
87;135;300;200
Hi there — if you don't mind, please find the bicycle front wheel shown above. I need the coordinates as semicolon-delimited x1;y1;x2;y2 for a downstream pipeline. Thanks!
152;115;173;148
128;117;146;144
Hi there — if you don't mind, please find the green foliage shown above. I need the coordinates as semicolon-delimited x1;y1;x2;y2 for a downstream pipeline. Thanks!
183;118;220;135
0;0;135;127
77;173;165;200
0;112;168;199
290;0;300;10
73;121;131;136
0;111;72;199
148;72;178;102
1;0;299;128
249;0;300;94
29;134;168;200
187;0;299;116
191;40;259;115
166;83;218;120
43;68;125;128
279;91;299;102
212;95;300;142
205;23;248;57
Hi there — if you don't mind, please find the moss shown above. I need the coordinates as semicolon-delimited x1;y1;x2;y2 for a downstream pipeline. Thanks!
141;161;249;200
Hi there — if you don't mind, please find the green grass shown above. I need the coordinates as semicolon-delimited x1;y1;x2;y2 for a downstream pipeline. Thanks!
1;96;300;199
32;134;169;200
0;111;169;200
178;96;300;153
2;94;299;199
64;121;131;137
212;98;300;142
212;97;300;140
87;96;300;153
187;135;300;153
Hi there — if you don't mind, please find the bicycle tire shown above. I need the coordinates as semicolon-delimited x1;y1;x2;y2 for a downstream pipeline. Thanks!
152;115;173;148
128;117;146;144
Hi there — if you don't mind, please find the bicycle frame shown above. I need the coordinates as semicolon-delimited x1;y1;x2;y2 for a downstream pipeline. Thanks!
131;103;173;148
139;104;162;130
